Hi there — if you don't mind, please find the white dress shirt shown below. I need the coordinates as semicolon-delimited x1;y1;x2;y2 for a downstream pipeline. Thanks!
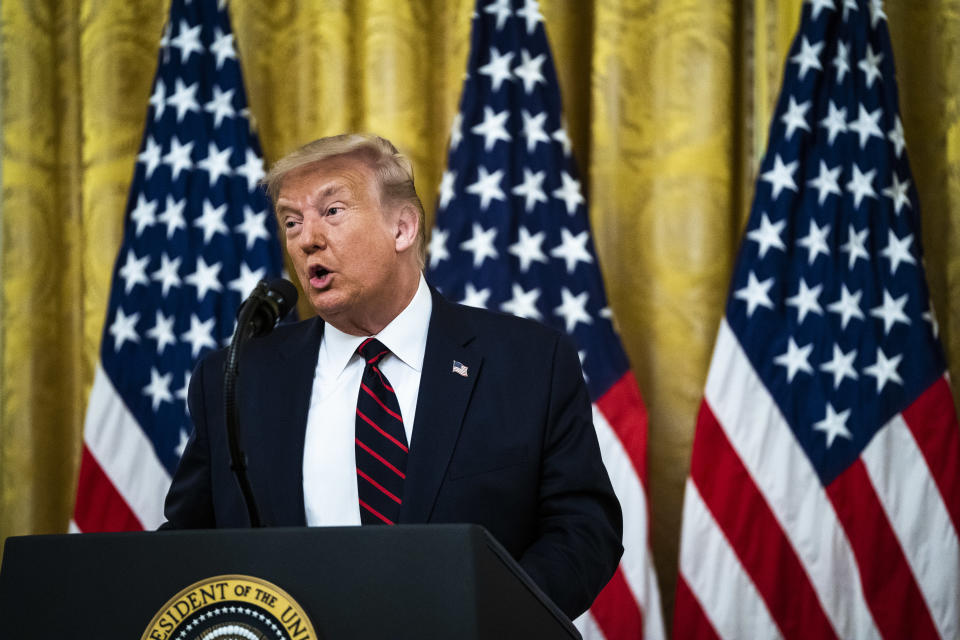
302;275;433;526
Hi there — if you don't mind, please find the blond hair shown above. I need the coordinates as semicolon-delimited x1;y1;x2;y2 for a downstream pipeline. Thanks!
263;133;426;268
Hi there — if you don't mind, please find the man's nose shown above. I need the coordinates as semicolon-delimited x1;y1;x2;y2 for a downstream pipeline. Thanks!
298;214;326;252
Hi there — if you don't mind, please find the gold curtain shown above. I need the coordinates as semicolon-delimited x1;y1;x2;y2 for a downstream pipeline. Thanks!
3;0;959;625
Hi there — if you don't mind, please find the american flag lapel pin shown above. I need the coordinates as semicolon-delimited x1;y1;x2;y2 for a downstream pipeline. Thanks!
451;360;468;377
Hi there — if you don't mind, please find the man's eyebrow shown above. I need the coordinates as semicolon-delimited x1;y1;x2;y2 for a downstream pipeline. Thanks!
315;183;348;200
274;203;299;216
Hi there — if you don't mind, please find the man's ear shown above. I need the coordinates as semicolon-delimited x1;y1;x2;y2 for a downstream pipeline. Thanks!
394;203;419;253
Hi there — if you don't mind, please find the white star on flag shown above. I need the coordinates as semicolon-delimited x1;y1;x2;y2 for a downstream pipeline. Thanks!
185;257;224;300
552;171;584;214
882;173;911;215
808;161;842;205
197;142;233;186
846;163;877;208
471;106;512;151
827;284;865;329
460;282;491;308
193;200;229;244
747;213;786;258
813;403;853;448
774;337;815;382
158;195;188;238
513;49;546;93
848;104;884;148
880;229;916;275
166;78;201;122
209;27;236;69
143;367;175;411
508;226;548;272
428;228;450;269
478;47;514;91
832;40;851;82
465;166;506;211
163;136;195;180
858;43;884;87
761;154;799;199
819;100;848;144
550;227;593;273
228;262;267;299
119;250;151;294
438;171;457;210
521;110;550;152
459;223;499;267
863;346;903;392
840;225;869;269
236;207;270;249
151;253;183;297
786;278;824;323
483;0;512;30
235;148;266;192
781;96;812;139
734;271;775;316
130;194;159;236
138;137;163;179
109;308;140;351
820;344;859;389
870;290;911;335
500;283;542;320
790;36;824;79
181;314;217;358
204;86;236;128
554;287;592;333
170;20;203;63
797;219;831;264
512;167;548;211
146;311;177;355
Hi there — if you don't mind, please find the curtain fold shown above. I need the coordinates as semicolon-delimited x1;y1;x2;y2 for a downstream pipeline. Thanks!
3;0;959;625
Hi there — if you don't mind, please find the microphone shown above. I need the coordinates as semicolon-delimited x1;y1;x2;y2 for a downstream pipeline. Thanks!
224;278;298;527
236;278;299;338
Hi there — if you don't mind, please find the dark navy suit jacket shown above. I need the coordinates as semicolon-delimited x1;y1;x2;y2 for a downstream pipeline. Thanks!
162;288;623;619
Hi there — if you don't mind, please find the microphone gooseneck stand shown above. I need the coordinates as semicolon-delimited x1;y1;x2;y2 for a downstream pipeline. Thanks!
223;279;298;528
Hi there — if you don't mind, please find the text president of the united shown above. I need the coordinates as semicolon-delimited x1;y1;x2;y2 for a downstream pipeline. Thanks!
162;133;623;619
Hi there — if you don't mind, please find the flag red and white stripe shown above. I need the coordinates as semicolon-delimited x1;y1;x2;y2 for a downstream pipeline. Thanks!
676;322;959;639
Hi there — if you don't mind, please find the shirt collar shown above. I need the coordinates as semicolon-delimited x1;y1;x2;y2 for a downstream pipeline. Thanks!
374;273;432;372
320;274;432;375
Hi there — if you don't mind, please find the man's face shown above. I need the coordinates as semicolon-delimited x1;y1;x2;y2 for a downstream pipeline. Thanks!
275;155;406;334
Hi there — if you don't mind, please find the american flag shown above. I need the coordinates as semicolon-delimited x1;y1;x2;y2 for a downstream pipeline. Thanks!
427;1;664;637
674;1;960;638
71;0;285;532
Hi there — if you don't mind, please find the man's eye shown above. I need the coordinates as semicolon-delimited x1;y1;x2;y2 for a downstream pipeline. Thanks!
284;219;299;229
326;207;341;216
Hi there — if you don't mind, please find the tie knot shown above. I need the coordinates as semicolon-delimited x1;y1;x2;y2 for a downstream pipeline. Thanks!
357;338;390;365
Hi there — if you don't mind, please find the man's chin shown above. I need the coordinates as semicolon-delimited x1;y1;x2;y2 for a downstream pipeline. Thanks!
308;290;349;321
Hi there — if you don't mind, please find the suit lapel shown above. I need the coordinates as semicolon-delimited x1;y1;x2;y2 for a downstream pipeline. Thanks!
250;317;323;526
400;291;480;523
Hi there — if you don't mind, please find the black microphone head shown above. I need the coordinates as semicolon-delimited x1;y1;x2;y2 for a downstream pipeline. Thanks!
263;278;298;320
237;278;299;338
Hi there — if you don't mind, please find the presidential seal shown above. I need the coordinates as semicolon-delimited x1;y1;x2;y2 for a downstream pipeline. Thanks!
142;575;317;640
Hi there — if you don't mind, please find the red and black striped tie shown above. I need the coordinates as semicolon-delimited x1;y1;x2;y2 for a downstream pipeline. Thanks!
355;338;408;525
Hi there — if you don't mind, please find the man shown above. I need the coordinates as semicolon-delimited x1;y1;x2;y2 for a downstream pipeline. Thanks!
162;133;622;619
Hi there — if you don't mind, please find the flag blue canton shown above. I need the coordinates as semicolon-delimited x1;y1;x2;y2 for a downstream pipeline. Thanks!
727;0;946;485
426;0;629;400
99;0;285;475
